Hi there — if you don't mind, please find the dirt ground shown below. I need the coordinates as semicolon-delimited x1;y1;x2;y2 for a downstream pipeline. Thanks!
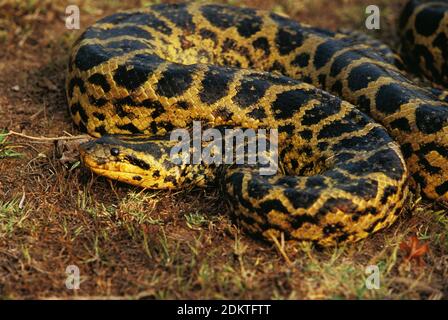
0;0;447;299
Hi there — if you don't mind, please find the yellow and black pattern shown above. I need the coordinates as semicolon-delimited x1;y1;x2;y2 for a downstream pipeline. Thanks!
400;0;448;86
67;2;448;246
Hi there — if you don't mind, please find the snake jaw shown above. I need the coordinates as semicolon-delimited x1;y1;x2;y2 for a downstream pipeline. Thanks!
79;136;202;189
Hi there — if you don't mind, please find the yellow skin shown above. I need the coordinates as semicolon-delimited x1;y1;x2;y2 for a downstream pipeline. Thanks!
67;2;448;246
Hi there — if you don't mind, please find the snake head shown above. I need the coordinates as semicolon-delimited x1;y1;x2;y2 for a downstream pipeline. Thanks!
79;134;201;189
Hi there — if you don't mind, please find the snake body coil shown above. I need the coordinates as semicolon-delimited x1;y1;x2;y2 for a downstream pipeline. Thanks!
67;1;448;246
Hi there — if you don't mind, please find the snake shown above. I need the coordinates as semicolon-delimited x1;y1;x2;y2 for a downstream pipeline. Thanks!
66;1;448;246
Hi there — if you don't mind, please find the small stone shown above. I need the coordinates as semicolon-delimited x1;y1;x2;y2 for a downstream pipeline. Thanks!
11;85;20;92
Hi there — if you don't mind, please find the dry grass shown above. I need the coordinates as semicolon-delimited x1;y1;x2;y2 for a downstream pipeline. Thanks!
0;0;447;299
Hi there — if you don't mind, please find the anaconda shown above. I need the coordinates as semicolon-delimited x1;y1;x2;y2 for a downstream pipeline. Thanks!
66;1;448;246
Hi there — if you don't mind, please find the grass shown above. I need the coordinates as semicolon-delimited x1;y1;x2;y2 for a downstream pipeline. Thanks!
0;0;447;299
0;132;23;159
0;197;30;236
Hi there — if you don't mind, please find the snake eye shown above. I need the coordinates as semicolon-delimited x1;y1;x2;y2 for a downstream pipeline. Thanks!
110;148;120;156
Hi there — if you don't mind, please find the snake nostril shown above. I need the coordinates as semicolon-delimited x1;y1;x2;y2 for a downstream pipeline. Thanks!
110;147;120;156
80;141;95;153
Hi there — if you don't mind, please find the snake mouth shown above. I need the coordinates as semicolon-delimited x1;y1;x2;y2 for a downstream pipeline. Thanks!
79;146;182;189
79;147;148;184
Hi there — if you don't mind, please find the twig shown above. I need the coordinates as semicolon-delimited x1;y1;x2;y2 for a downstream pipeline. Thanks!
269;232;293;266
391;277;442;294
6;130;90;142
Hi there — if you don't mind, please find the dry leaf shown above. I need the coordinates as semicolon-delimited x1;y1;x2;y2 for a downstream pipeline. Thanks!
399;236;429;266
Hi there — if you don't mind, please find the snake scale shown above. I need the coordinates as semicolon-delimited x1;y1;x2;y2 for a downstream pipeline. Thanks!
66;1;448;246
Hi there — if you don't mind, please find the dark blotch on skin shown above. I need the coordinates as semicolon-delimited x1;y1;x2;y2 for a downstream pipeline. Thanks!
156;64;195;98
269;61;287;75
201;4;237;29
236;16;262;38
104;39;149;53
94;125;107;135
88;95;107;107
153;170;161;178
67;77;86;98
153;3;195;31
380;186;398;204
247;178;273;199
339;147;404;180
278;124;294;135
412;44;441;82
221;37;236;53
233;77;271;108
117;123;142;134
419;142;448;159
331;127;392;153
418;157;441;174
313;39;345;70
177;101;190;110
199;28;217;44
435;181;448;196
339;179;378;200
113;54;164;91
399;0;415;29
124;155;150;170
88;73;110;93
305;176;326;189
347;63;383;91
200;66;236;104
272;89;312;120
401;142;414;159
201;4;258;35
318;74;326;86
415;104;448;134
247;107;266;120
357;95;371;114
98;12;163;29
291;52;310;68
323;223;344;236
164;175;177;185
331;80;343;96
299;129;313;141
225;172;257;211
73;38;152;73
283;188;320;209
82;26;153;41
414;4;445;36
433;32;448;62
330;51;361;77
301;95;341;126
252;37;270;56
144;99;165;118
258;200;289;216
93;112;106;121
213;107;234;121
375;83;410;115
142;12;172;34
413;171;427;189
275;176;297;188
367;149;405;180
317;111;367;139
390;117;411;132
70;102;88;124
317;197;358;217
275;28;304;55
